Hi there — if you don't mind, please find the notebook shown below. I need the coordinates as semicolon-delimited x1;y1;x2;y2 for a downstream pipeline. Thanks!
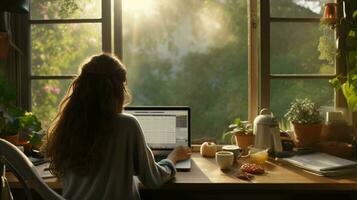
124;106;191;171
281;152;357;177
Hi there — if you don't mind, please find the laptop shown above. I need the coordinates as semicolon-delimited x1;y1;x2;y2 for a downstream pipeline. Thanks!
124;106;191;171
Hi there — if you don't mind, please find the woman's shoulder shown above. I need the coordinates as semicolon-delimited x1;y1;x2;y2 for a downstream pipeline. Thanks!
114;113;144;140
115;112;140;128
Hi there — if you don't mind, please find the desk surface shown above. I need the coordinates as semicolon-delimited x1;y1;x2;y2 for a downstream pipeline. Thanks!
6;153;357;190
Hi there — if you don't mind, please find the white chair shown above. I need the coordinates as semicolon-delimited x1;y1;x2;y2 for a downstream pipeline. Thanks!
0;139;64;200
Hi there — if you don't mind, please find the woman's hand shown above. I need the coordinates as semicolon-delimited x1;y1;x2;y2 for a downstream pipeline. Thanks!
167;146;192;164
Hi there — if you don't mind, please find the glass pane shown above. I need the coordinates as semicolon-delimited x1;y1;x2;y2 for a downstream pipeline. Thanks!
122;0;248;143
30;0;101;20
270;79;334;121
270;0;332;18
31;23;101;75
31;79;73;129
271;22;335;74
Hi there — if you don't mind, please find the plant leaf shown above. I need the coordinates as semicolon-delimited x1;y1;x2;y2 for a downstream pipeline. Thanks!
329;77;342;90
342;82;357;112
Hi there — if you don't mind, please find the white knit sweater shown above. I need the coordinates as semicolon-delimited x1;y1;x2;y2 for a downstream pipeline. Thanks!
62;113;176;200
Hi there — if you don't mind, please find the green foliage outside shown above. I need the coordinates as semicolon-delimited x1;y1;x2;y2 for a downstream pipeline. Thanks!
30;0;336;143
30;0;101;128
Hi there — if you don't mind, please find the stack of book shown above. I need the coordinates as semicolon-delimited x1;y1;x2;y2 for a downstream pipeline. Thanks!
280;152;357;177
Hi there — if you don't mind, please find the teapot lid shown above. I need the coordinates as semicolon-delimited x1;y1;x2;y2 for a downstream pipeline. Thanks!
254;108;278;125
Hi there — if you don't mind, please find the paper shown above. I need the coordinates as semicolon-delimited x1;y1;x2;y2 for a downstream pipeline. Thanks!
281;152;357;176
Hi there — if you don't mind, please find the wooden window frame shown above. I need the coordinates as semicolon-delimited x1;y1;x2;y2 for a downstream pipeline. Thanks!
259;0;346;113
21;0;352;135
20;0;112;111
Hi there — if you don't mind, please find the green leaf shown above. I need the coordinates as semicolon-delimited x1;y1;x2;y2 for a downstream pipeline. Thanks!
342;82;357;112
28;131;43;146
19;112;42;132
233;118;241;126
346;29;357;49
329;77;342;90
221;130;234;143
353;10;357;22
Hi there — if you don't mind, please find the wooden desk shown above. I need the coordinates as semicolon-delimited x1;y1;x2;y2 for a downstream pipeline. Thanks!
170;154;357;190
6;153;357;199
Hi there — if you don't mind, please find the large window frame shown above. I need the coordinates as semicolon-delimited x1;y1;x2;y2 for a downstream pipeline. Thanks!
16;0;351;133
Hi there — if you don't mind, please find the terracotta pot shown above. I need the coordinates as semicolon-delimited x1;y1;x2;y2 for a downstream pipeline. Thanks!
234;132;254;153
1;134;19;145
23;142;33;156
292;123;322;148
0;32;10;59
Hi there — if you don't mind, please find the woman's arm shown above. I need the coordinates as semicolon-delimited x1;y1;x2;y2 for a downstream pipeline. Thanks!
131;119;176;188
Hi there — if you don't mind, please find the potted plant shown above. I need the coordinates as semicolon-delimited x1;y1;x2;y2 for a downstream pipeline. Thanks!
0;106;23;145
284;98;323;148
0;72;43;147
222;118;254;152
0;71;21;144
19;112;43;152
0;108;43;147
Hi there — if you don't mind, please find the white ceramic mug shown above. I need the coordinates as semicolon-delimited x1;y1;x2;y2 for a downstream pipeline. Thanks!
222;145;242;163
215;151;234;170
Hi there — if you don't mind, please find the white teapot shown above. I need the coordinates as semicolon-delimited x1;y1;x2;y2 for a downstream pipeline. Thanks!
253;108;283;153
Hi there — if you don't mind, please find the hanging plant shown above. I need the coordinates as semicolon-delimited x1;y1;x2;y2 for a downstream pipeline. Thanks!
329;0;357;112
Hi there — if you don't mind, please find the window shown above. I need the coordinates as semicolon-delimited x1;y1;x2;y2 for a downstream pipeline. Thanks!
261;0;337;120
25;0;341;143
29;0;109;128
122;0;248;143
27;0;249;143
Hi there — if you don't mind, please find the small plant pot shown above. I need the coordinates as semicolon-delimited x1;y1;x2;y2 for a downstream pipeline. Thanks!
292;123;322;148
234;132;254;154
22;142;33;156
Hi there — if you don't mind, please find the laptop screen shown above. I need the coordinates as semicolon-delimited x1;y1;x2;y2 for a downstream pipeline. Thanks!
124;107;190;150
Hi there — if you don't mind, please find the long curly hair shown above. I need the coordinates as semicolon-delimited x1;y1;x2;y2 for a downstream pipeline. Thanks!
43;54;131;177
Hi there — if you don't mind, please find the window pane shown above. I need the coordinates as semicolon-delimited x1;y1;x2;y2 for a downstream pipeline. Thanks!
122;0;248;143
30;0;101;20
270;79;334;120
31;79;72;128
271;22;335;74
31;24;101;75
270;0;331;18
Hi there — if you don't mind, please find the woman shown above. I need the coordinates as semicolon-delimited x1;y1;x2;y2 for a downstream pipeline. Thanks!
43;54;191;200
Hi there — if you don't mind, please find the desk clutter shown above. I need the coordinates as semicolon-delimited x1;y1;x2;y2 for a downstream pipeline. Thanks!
198;142;270;181
199;142;357;181
209;106;357;180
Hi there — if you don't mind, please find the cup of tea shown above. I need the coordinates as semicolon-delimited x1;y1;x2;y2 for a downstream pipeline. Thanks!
222;145;242;163
215;151;234;170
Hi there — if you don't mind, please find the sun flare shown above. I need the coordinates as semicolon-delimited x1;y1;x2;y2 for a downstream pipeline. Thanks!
122;0;157;16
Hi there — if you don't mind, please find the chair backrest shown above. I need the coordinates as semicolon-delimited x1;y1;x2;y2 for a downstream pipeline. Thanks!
0;139;65;200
